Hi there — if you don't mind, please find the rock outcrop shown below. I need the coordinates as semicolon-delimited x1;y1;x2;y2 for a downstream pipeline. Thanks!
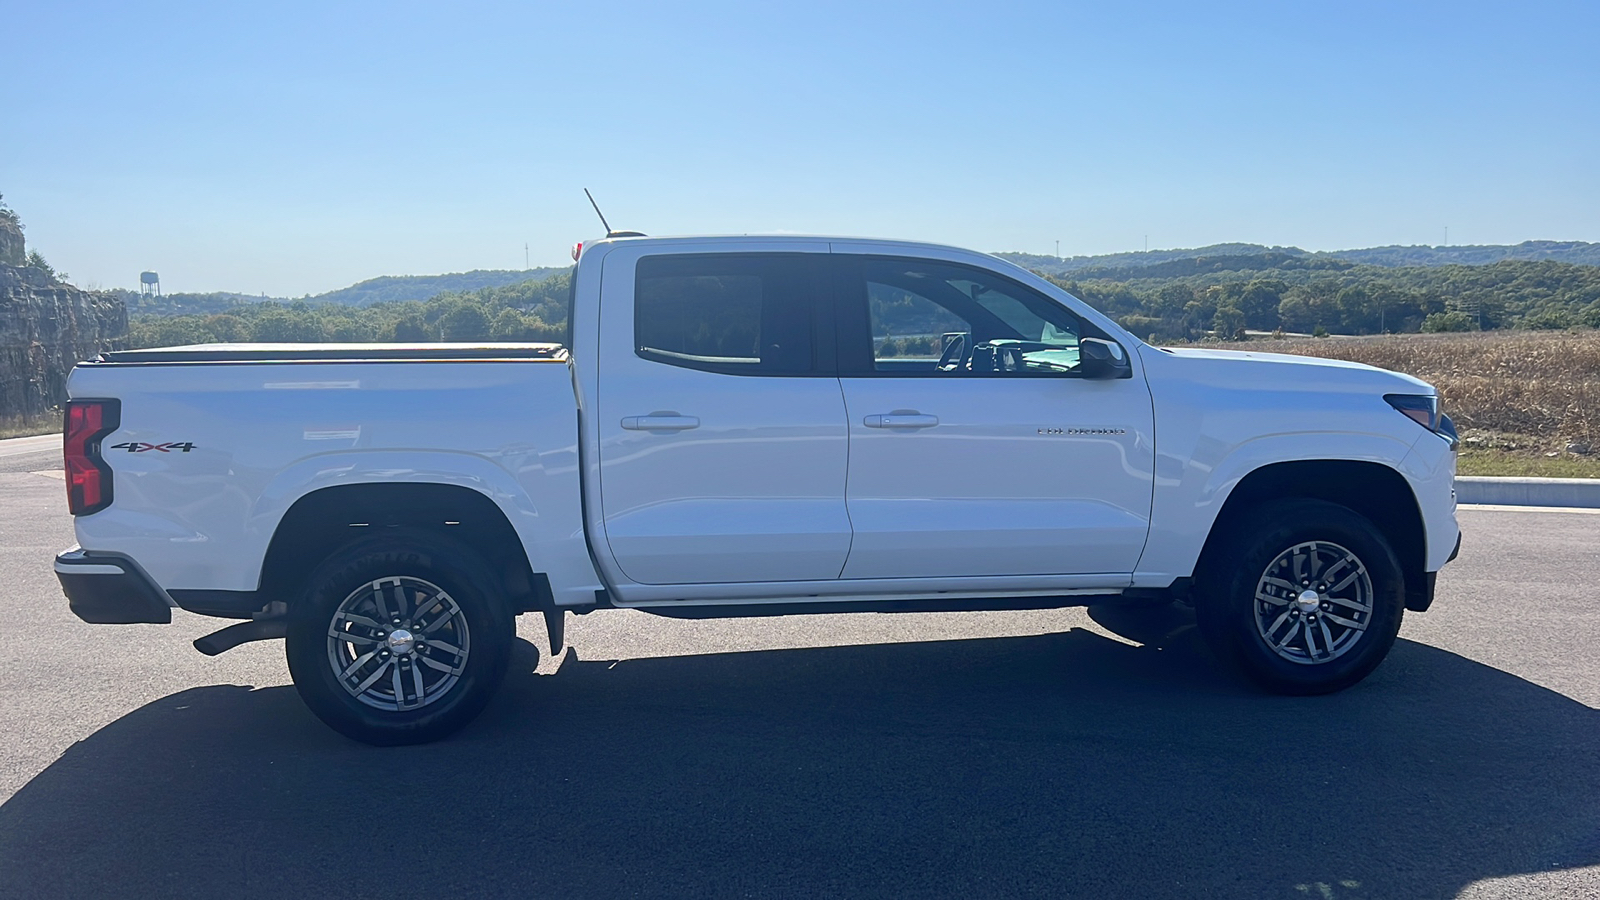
0;216;23;266
0;219;126;417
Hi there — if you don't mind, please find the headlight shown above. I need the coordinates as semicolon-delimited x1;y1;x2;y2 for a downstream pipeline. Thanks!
1385;393;1458;450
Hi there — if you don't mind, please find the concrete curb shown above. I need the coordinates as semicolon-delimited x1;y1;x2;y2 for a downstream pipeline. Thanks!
1454;476;1600;509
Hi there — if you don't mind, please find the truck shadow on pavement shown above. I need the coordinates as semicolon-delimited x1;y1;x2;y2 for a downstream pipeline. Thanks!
0;616;1596;900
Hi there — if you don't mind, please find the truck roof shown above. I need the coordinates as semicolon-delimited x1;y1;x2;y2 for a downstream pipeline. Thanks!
585;234;985;255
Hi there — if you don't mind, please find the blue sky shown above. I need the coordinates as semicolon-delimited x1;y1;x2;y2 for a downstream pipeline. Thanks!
4;0;1597;296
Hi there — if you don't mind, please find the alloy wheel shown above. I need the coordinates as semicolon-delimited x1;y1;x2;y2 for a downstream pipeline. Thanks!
1252;540;1373;665
325;575;472;711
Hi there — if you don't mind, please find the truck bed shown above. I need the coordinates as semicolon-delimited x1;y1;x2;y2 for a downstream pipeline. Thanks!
95;342;567;365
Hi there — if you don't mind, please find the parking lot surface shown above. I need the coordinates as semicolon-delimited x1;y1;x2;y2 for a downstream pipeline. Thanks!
1;447;1596;899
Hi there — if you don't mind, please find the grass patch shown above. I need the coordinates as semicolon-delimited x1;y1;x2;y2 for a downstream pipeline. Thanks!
0;411;61;440
1456;449;1600;478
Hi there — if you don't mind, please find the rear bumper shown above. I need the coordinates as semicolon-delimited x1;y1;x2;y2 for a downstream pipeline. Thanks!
54;547;174;624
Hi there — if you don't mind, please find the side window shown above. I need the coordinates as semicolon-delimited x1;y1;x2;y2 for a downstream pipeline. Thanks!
868;281;966;364
861;259;1083;376
635;254;816;374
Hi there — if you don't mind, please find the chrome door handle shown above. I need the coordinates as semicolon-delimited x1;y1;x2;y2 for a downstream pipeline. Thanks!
864;413;939;429
621;414;700;431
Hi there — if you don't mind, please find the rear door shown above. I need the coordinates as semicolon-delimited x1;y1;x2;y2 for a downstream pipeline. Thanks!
832;252;1155;579
595;242;850;587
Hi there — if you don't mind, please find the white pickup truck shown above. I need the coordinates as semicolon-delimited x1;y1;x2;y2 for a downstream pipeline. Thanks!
55;235;1461;744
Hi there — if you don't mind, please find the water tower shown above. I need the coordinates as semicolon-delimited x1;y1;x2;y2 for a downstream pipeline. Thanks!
140;271;160;297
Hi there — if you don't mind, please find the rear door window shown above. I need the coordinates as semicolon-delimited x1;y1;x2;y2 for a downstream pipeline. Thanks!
635;254;821;375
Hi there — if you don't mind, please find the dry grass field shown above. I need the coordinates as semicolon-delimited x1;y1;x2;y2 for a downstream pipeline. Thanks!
1256;330;1600;477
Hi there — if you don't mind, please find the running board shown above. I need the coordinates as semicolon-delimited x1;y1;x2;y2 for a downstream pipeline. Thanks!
637;593;1127;619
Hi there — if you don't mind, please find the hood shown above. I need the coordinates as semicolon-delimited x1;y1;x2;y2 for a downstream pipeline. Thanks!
1144;345;1434;395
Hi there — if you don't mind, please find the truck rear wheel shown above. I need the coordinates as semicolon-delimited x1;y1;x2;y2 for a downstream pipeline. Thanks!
285;531;513;745
1196;499;1404;695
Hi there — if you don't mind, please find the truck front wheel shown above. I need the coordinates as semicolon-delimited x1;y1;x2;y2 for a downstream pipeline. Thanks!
285;531;513;745
1196;499;1404;695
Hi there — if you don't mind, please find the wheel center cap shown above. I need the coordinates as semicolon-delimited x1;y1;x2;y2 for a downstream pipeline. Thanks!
387;628;416;655
1295;590;1321;614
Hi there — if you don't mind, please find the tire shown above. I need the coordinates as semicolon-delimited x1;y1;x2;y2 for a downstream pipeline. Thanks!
1195;499;1404;695
285;529;514;745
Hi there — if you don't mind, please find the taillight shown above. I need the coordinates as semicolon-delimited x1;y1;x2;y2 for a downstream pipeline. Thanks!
64;399;120;516
571;242;583;261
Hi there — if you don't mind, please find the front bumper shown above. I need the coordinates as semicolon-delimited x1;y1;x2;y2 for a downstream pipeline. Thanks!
54;547;174;624
1407;532;1462;614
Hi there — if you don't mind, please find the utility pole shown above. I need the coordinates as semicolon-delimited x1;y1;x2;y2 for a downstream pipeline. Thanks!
1055;240;1060;259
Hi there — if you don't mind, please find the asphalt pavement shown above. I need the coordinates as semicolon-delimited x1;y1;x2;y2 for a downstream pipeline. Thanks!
1;439;1597;899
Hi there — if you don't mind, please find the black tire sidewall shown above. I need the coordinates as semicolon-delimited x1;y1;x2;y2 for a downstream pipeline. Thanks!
1198;499;1405;695
285;530;513;745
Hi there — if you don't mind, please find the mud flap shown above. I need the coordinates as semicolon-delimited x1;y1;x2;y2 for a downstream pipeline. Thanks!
543;608;565;655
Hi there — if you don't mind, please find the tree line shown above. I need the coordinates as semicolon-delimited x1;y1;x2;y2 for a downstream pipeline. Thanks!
121;254;1600;350
124;273;571;347
118;268;568;316
1050;256;1600;341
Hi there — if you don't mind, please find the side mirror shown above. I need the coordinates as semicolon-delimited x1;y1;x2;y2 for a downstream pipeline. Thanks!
1078;338;1131;379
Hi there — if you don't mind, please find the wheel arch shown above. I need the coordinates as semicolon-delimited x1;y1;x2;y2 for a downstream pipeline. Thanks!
1194;459;1430;612
258;483;549;614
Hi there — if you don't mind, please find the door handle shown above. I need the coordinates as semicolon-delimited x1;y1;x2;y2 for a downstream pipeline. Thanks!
864;413;939;429
621;414;700;431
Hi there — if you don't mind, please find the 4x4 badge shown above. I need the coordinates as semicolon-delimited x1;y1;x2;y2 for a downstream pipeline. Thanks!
109;442;196;453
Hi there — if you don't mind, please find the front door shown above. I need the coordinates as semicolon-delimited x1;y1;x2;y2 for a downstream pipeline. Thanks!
595;243;850;586
833;253;1155;579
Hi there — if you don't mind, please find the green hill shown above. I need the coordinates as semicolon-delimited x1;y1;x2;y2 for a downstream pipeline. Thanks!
312;267;567;306
1329;241;1600;268
999;244;1304;276
124;267;568;316
998;240;1600;276
1051;258;1600;341
123;272;574;349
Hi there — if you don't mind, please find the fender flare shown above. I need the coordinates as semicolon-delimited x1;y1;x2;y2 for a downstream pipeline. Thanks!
242;450;544;591
1136;429;1425;588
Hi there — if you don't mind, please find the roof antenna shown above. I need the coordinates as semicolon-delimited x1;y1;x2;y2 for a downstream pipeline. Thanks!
583;188;613;234
583;189;645;238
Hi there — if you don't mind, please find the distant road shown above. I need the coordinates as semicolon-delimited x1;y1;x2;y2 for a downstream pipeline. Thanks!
0;433;59;474
0;433;58;456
